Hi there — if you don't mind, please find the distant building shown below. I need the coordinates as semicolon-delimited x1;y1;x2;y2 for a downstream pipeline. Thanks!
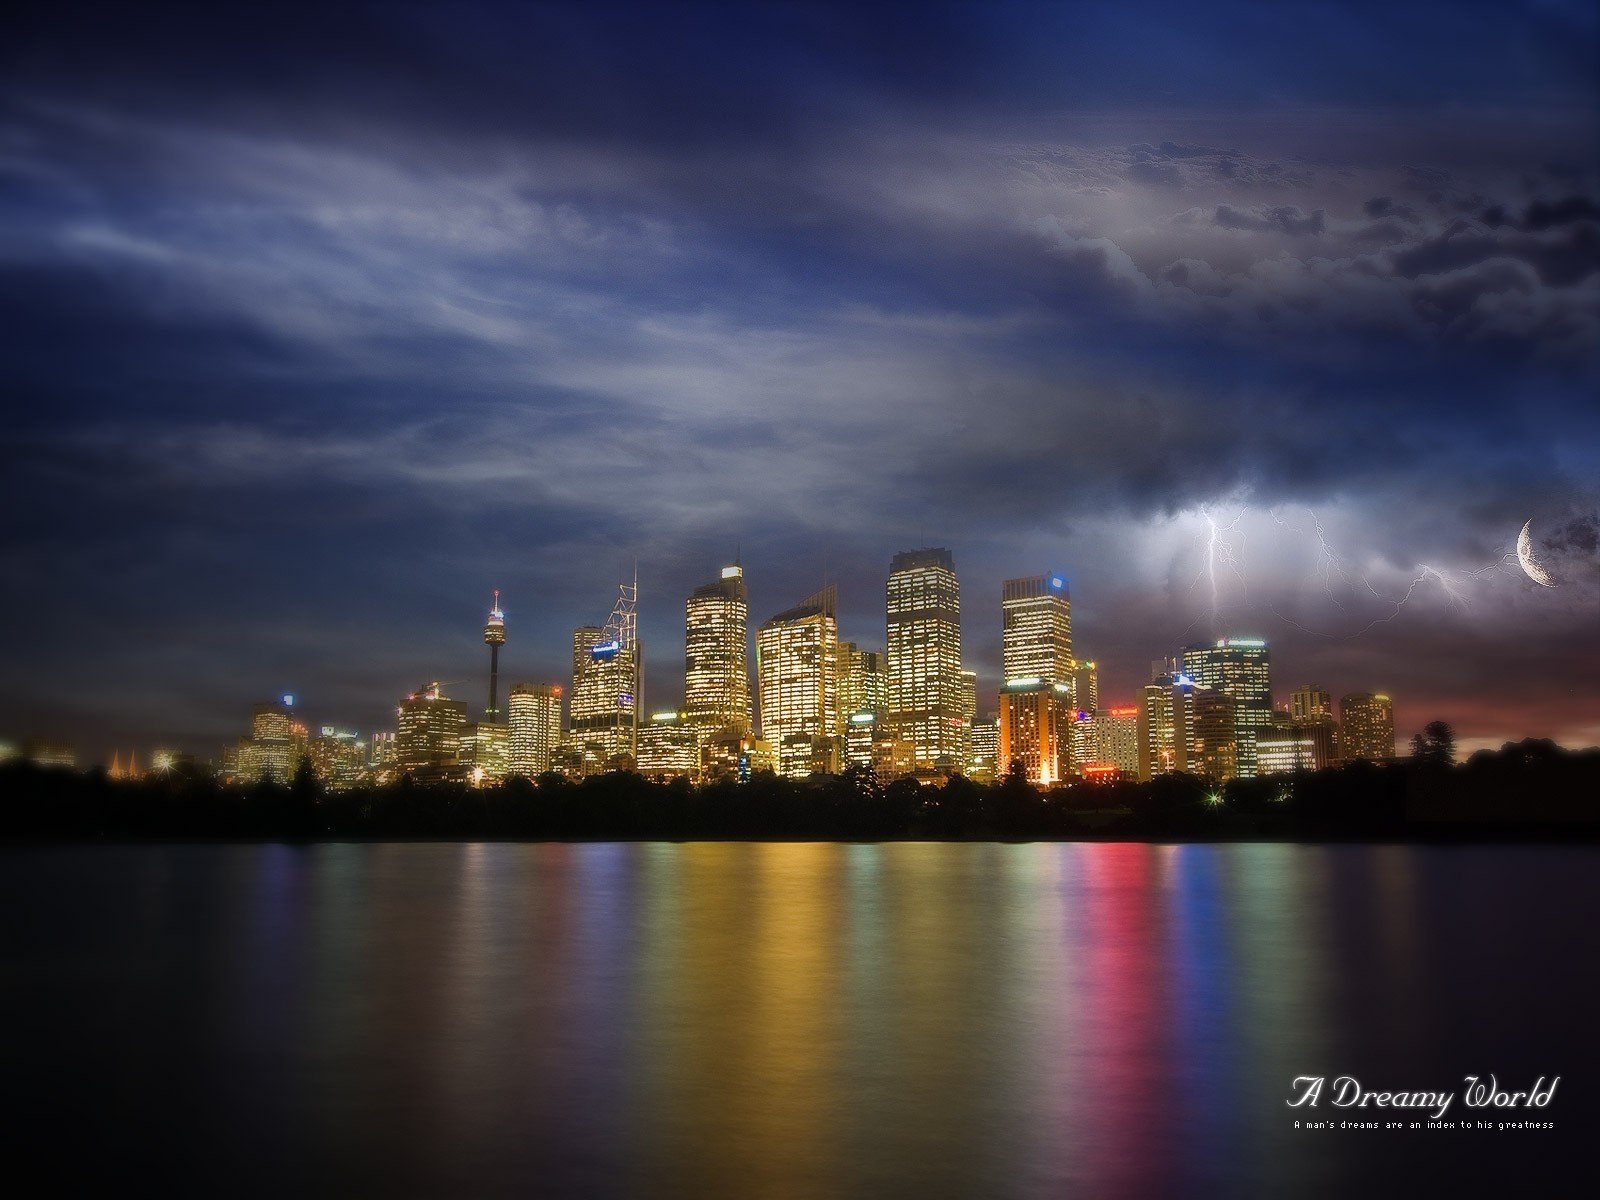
18;739;76;769
462;722;510;785
843;710;915;781
637;711;700;781
756;587;840;777
969;716;999;782
310;727;368;791
1137;677;1179;780
230;698;309;784
684;564;752;740
887;548;963;773
1071;661;1099;713
958;669;977;775
570;578;642;773
1339;693;1395;762
1256;726;1318;775
1180;637;1272;777
508;683;562;777
396;683;469;783
837;641;887;729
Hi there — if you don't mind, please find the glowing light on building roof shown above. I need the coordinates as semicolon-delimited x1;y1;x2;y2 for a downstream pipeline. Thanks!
721;565;743;579
281;693;295;707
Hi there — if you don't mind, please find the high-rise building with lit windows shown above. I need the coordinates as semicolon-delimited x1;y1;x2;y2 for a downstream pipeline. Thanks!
637;711;700;781
886;548;962;772
1138;677;1179;780
508;683;562;777
1002;574;1073;686
396;683;469;782
1339;692;1395;762
1180;637;1272;777
1289;684;1333;723
756;586;840;777
569;578;642;773
1287;683;1337;770
969;716;999;781
998;679;1072;784
958;669;977;773
684;564;752;739
1071;661;1099;713
1085;705;1140;777
836;642;887;728
1187;688;1238;782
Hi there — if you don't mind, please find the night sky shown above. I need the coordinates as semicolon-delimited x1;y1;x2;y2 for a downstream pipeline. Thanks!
4;1;1597;761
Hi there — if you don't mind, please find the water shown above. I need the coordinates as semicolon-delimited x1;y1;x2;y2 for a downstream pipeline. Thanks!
2;842;1594;1195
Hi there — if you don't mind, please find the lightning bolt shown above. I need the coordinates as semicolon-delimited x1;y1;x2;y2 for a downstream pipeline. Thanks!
1188;504;1519;639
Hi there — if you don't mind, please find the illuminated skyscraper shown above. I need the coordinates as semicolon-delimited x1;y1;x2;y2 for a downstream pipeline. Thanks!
756;586;839;777
231;698;309;783
1289;684;1332;723
837;642;887;726
396;683;469;782
969;716;999;781
684;564;752;739
958;669;977;773
1071;661;1099;713
310;727;367;790
1179;637;1272;777
462;721;510;784
997;678;1072;784
1002;574;1072;685
508;683;562;777
483;590;506;722
1137;678;1179;780
637;711;700;781
570;576;642;773
1339;693;1395;762
1187;688;1238;782
886;548;963;772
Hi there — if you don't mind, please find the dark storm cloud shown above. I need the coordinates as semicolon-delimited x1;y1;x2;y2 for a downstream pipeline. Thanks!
1;0;1598;754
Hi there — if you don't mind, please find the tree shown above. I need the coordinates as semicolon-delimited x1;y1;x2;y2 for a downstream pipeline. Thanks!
1409;721;1456;765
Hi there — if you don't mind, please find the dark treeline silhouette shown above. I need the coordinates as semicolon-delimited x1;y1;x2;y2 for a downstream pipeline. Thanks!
2;739;1596;843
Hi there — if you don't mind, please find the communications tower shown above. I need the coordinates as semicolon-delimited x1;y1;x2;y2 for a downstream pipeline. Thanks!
484;590;506;722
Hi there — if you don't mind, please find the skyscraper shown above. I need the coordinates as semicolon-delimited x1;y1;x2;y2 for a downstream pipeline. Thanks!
1339;692;1395;762
636;711;701;781
837;642;887;724
1179;637;1272;777
958;669;977;774
1288;683;1337;770
569;578;642;773
396;683;469;782
483;590;506;722
997;678;1072;784
1085;705;1140;777
1188;688;1238;782
684;564;752;739
1071;661;1099;713
1001;574;1072;685
1289;684;1332;723
886;548;962;772
755;586;839;777
508;682;562;777
1137;678;1179;780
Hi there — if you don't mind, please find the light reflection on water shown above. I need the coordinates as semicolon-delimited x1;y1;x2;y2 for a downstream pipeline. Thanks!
2;842;1594;1195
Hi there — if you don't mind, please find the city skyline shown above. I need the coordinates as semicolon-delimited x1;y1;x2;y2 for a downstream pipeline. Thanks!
2;2;1596;762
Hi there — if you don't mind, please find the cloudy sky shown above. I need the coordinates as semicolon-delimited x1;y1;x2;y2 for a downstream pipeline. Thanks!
3;0;1597;760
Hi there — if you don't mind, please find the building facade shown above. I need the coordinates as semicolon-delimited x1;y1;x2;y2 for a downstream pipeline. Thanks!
886;548;963;772
1339;692;1395;762
1179;637;1272;777
1001;574;1072;685
997;679;1072;785
756;586;840;778
684;564;752;740
508;683;563;777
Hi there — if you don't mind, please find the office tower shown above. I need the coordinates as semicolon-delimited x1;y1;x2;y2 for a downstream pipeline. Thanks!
232;698;309;784
1179;637;1272;777
843;710;915;780
756;586;840;777
997;678;1073;785
837;642;887;723
1084;705;1140;778
369;731;396;775
1001;574;1072;685
570;577;642;773
396;683;469;782
508;683;563;777
1072;661;1099;713
1339;693;1396;762
684;564;753;739
1187;688;1238;782
969;716;999;782
637;711;700;781
958;669;977;774
310;727;367;791
19;740;76;769
886;548;963;772
483;590;506;722
1289;684;1332;723
1138;680;1179;780
462;722;510;784
1256;727;1318;774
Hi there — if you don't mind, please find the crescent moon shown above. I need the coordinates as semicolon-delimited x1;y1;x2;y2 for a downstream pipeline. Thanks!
1517;519;1557;587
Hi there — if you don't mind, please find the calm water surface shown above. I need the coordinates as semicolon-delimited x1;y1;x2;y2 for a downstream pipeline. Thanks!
3;842;1595;1196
